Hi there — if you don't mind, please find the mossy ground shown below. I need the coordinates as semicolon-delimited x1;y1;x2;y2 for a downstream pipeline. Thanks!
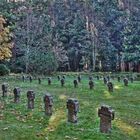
0;74;140;140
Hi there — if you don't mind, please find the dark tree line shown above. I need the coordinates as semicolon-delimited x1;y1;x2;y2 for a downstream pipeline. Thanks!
0;0;140;74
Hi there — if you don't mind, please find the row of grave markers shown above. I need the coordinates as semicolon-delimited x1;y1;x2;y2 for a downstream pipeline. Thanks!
1;84;115;133
22;75;134;83
22;75;134;92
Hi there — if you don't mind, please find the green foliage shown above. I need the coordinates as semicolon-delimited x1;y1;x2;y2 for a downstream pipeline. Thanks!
10;64;24;73
123;1;140;63
1;0;140;72
28;50;58;74
0;64;10;76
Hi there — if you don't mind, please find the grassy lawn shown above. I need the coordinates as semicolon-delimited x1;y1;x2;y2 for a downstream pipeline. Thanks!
0;74;140;140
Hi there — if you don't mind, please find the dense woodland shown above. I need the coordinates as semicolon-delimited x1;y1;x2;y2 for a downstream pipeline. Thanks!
0;0;140;74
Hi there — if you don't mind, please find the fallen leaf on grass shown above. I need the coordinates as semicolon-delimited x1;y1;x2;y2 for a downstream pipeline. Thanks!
3;127;9;130
28;126;33;128
65;135;71;139
0;104;4;109
36;132;45;137
65;136;78;140
73;138;78;140
0;113;4;120
134;122;140;125
46;127;55;132
16;115;27;122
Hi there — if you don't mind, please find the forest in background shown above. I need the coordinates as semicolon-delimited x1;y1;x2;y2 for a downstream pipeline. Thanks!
0;0;140;74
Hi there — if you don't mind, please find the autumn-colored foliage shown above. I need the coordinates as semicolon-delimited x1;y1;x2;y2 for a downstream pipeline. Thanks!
0;15;13;60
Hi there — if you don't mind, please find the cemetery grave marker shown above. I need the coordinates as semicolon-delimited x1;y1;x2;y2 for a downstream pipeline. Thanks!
123;78;128;86
22;75;25;82
98;105;115;133
29;76;32;83
60;78;65;87
44;94;53;116
73;79;78;88
13;87;21;103
67;98;79;123
57;75;60;81
77;75;81;83
38;78;41;84
1;83;8;97
107;82;113;92
62;75;66;79
118;76;121;82
27;90;35;109
48;77;51;85
103;77;108;84
89;80;94;89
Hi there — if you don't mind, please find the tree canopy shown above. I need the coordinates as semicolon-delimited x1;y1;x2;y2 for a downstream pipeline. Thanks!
0;0;139;73
0;15;13;60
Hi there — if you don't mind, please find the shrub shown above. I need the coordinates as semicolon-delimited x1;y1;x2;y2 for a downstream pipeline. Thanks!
10;66;23;73
28;50;58;75
0;64;10;76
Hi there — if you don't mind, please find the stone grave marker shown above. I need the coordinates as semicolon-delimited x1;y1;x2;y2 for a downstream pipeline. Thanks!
48;77;51;85
103;77;108;84
22;75;25;82
27;90;35;109
123;78;128;86
67;98;79;123
60;78;65;87
57;75;60;81
44;94;53;116
38;78;41;84
98;105;115;133
107;82;113;92
1;83;8;97
89;80;94;89
13;87;21;103
117;76;121;82
73;79;78;88
77;75;81;83
29;76;32;83
62;75;66;80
